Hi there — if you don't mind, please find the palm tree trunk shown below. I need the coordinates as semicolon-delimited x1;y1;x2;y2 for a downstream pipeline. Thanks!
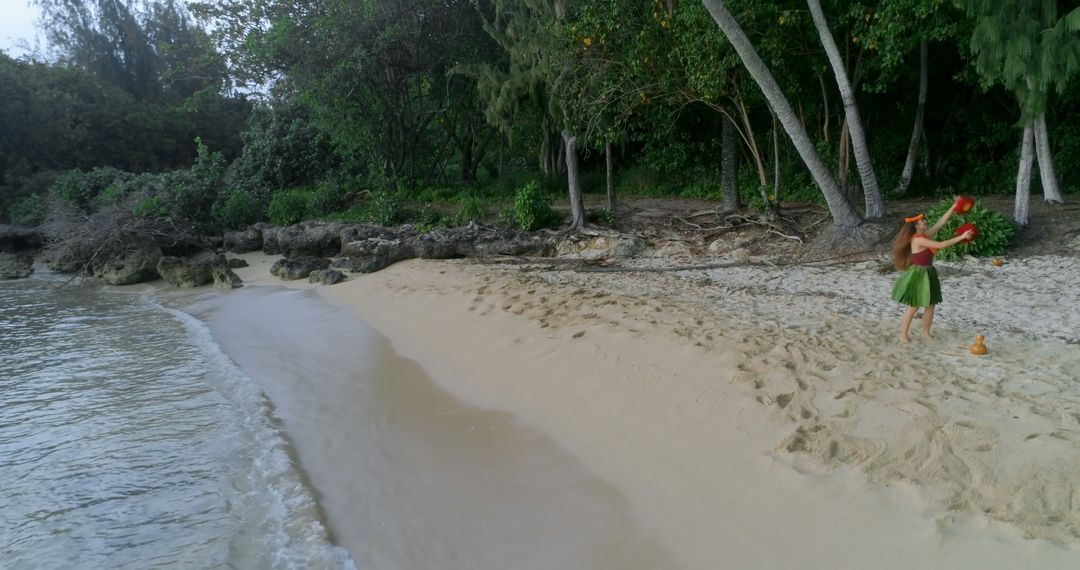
1033;113;1064;204
807;0;883;219
897;40;928;194
701;0;862;228
605;139;614;211
722;118;738;212
1015;125;1035;226
563;130;585;230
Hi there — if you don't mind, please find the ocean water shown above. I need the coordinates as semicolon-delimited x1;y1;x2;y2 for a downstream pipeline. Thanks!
0;279;354;569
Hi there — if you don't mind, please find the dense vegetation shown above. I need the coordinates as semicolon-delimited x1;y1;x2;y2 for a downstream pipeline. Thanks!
2;0;1078;243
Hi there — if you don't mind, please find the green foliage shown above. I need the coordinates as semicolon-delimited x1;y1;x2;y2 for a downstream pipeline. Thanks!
268;189;311;226
454;194;488;225
306;182;349;218
212;190;263;230
132;195;172;219
369;190;405;226
514;181;557;231
926;200;1016;259
52;168;136;211
9;195;47;227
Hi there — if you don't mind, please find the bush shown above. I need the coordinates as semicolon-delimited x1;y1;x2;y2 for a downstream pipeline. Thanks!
513;181;557;231
306;182;348;218
926;199;1016;260
268;189;311;226
212;190;263;230
52;167;135;211
9;194;47;226
369;190;404;226
454;194;487;226
132;195;172;219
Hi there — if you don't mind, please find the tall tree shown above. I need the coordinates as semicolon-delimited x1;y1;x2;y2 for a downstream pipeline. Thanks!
807;0;883;219
700;0;862;228
961;0;1080;224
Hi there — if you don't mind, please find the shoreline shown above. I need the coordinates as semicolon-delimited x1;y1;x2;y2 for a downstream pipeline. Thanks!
228;252;1080;568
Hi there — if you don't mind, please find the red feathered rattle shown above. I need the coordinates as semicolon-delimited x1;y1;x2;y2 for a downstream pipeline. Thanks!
956;222;979;243
955;195;975;214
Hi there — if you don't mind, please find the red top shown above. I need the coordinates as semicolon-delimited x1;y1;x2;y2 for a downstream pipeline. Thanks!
911;234;936;267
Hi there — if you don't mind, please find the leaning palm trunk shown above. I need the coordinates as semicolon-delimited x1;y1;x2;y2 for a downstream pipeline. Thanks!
701;0;862;228
721;118;738;212
807;0;883;219
563;130;585;231
1015;125;1035;226
897;40;928;194
1033;113;1065;204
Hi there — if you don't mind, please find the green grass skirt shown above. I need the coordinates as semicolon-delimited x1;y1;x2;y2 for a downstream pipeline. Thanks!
891;265;942;307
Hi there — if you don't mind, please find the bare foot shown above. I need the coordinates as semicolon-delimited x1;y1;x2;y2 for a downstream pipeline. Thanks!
922;331;934;340
899;335;911;344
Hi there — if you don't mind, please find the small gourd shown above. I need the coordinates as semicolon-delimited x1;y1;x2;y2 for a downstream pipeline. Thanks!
970;335;988;356
992;257;1004;267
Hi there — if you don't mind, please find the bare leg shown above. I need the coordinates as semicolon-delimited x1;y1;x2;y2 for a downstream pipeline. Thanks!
922;305;936;339
900;306;918;343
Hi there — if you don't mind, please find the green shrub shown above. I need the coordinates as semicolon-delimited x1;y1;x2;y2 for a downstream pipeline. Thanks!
268;189;311;226
454;194;487;226
369;190;404;226
926;199;1016;260
496;206;518;228
52;167;134;210
212;190;263;229
9;194;47;226
307;182;347;218
513;181;557;231
133;195;172;219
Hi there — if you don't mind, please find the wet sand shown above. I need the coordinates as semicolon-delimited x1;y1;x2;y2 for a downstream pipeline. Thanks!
223;251;1080;569
183;285;670;569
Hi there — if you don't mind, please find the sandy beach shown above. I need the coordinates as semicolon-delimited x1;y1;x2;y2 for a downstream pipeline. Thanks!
230;249;1080;569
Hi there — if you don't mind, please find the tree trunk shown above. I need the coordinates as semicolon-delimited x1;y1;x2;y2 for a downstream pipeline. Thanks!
897;40;927;195
819;73;830;144
807;0;883;219
605;139;614;211
702;0;862;227
563;130;585;230
737;98;769;188
1033;113;1064;204
722;118;738;212
772;108;780;204
1015;125;1035;226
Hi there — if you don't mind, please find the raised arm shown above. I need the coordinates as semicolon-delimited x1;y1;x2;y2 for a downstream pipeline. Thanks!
927;200;958;238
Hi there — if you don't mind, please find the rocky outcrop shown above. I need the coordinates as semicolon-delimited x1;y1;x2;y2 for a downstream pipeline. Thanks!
261;221;346;258
227;257;248;269
222;228;263;253
555;234;646;259
157;252;228;287
92;242;162;285
308;269;345;285
270;256;330;280
212;267;243;289
0;225;42;254
337;225;554;274
0;252;34;279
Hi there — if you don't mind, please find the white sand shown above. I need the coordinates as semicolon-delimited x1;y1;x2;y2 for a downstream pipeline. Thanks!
232;251;1080;568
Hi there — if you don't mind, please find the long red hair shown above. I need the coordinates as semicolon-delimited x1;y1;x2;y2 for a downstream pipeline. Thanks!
892;221;918;270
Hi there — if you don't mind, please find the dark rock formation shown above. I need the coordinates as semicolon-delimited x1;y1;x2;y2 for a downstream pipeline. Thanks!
157;252;228;287
308;269;345;285
227;258;249;269
270;256;330;280
212;267;243;289
0;252;34;279
91;242;162;285
222;228;263;253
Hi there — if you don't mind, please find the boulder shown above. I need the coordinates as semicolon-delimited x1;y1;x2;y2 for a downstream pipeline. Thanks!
212;267;244;289
0;252;34;279
555;234;646;259
308;269;345;285
227;257;249;269
222;228;263;253
92;242;162;285
270;256;330;280
157;252;227;287
263;221;346;257
0;225;42;254
341;238;415;273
